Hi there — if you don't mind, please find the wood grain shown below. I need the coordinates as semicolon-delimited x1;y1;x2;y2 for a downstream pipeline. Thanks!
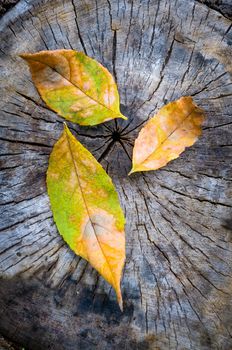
0;0;232;349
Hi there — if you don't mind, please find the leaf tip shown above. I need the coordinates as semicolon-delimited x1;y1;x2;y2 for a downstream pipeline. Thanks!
128;167;136;175
116;290;123;312
119;114;128;121
118;297;123;312
19;53;30;60
114;281;124;311
63;122;72;138
63;121;69;131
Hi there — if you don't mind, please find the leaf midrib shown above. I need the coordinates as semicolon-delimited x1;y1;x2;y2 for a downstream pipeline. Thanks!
64;128;117;288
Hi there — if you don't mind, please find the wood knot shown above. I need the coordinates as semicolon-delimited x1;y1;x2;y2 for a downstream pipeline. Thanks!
111;130;121;142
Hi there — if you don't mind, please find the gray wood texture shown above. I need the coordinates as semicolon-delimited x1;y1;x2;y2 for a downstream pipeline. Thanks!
0;0;232;349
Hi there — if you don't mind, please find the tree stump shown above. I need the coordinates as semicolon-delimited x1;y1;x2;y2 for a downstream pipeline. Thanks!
0;0;232;349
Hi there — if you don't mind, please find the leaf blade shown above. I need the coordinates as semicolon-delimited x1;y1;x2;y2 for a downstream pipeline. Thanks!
20;50;127;125
130;96;205;173
47;125;125;310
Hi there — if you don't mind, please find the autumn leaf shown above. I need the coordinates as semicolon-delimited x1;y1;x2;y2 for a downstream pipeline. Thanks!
20;50;127;126
129;96;205;174
47;124;125;310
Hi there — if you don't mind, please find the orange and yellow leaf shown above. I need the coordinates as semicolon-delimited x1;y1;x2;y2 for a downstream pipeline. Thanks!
20;50;127;126
130;96;205;174
47;124;125;310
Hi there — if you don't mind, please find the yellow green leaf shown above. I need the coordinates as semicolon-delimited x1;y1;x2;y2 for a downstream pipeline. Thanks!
47;124;125;310
130;96;205;174
20;50;127;126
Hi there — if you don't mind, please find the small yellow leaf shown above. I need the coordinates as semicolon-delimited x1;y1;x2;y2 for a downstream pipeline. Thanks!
20;50;127;126
130;96;205;174
47;124;125;310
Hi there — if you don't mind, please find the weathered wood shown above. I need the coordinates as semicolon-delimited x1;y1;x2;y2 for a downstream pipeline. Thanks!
0;0;232;349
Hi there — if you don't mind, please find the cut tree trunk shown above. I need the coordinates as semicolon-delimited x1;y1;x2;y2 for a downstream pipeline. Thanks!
0;0;232;349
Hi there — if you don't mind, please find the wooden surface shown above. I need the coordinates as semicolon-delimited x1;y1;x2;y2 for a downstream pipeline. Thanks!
0;0;232;349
